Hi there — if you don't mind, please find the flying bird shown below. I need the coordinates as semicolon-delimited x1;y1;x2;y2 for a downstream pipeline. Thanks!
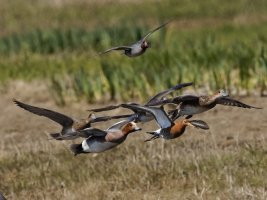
116;104;209;142
13;99;130;140
99;20;171;57
89;82;193;123
69;120;141;155
148;89;262;120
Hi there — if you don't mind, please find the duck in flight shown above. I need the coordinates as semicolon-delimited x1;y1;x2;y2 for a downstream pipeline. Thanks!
89;82;193;123
13;99;130;140
148;89;262;120
68;120;141;155
115;104;209;142
99;20;171;57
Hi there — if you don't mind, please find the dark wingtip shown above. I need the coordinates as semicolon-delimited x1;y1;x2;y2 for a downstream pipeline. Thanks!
13;98;19;105
189;120;210;130
171;82;193;90
253;106;263;109
13;99;25;109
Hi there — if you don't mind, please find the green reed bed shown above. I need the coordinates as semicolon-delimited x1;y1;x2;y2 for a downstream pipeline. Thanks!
1;21;267;103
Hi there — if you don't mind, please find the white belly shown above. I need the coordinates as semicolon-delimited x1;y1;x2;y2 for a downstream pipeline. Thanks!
82;139;120;153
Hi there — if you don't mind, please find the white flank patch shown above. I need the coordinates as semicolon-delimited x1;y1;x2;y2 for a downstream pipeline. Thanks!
82;140;91;152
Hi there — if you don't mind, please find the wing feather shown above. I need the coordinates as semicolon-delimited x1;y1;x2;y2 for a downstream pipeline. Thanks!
13;99;73;127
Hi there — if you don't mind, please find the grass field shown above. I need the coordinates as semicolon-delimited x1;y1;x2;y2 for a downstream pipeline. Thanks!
0;84;266;200
0;0;267;199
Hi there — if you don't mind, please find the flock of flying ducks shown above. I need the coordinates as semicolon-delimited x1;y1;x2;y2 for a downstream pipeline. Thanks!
14;82;261;156
13;21;262;156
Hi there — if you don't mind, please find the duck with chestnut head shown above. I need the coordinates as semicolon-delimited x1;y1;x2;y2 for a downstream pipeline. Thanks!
115;104;209;142
69;120;141;155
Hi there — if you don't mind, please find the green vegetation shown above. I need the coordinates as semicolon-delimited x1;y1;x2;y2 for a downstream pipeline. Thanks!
1;0;267;104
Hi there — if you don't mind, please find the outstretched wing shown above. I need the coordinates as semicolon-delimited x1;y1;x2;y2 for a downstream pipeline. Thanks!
121;104;172;129
142;20;172;41
78;128;108;138
107;120;132;131
90;114;133;123
89;104;122;112
52;128;107;140
216;97;262;109
145;82;193;106
89;103;138;113
99;46;132;55
13;99;73;127
147;94;199;107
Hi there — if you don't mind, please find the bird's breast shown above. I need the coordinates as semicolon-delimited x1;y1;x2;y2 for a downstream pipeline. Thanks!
169;124;186;139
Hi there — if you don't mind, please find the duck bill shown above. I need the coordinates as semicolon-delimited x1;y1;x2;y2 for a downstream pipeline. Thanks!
188;120;209;130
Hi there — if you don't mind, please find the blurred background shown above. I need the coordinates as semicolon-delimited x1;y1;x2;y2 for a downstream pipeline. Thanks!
0;0;267;105
0;0;267;199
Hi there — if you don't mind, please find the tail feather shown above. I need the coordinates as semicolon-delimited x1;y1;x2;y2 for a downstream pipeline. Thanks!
70;144;84;156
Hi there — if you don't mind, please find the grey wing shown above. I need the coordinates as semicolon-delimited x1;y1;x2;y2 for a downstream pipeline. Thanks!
90;114;133;123
13;99;73;127
78;128;108;138
107;120;132;131
89;102;138;112
52;128;107;140
89;104;122;112
142;20;172;41
147;94;199;107
145;82;193;106
121;104;172;129
216;97;262;109
99;46;132;55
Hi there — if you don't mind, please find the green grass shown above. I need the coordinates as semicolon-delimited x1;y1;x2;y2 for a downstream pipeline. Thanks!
1;0;267;103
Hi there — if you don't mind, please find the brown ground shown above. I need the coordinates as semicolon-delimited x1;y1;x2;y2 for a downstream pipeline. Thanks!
0;82;267;200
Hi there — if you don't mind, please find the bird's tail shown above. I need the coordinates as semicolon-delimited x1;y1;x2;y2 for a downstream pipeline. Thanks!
70;144;84;156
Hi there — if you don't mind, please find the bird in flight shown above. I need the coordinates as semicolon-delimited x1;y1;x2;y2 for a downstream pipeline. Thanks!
99;20;172;57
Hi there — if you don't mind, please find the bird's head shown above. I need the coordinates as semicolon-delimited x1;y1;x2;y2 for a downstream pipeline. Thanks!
217;89;229;97
141;40;150;49
122;122;142;135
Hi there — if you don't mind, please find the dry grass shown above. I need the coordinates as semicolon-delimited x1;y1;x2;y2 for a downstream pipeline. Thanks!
0;83;266;200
